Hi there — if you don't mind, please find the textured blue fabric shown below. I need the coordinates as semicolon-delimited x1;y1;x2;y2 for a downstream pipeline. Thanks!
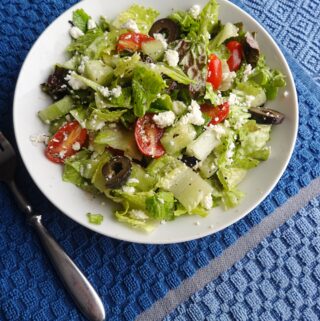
0;1;319;321
164;196;320;321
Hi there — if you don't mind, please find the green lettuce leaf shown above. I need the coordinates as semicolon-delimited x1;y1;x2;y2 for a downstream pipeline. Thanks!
132;65;166;117
221;188;245;209
198;0;219;43
72;9;91;33
115;211;155;232
157;65;194;85
149;94;173;112
209;22;238;49
86;213;104;225
111;4;159;34
146;191;175;221
67;29;104;54
248;56;286;100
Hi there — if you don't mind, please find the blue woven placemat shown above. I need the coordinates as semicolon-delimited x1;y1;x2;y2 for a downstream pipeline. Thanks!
0;1;320;321
164;195;320;321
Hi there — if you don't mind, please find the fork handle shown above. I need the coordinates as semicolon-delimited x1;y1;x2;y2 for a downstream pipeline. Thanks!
29;215;105;321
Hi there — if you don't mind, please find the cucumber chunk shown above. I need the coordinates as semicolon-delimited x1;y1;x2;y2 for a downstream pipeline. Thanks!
84;60;113;85
161;123;197;155
186;128;221;161
158;161;213;211
199;153;218;179
38;95;74;123
141;40;165;61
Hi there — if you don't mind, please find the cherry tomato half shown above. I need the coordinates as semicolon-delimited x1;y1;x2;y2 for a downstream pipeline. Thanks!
226;40;243;71
117;32;154;52
134;113;165;159
201;102;230;125
207;54;222;90
45;121;87;164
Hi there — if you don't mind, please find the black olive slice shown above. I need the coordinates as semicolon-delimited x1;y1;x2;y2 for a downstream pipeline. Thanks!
243;32;260;68
181;155;199;168
249;107;285;125
102;156;132;189
149;18;180;43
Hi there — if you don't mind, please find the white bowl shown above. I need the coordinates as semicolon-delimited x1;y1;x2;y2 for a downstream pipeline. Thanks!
13;0;298;244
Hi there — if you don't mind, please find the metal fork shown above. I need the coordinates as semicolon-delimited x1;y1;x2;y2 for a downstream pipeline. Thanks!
0;132;105;321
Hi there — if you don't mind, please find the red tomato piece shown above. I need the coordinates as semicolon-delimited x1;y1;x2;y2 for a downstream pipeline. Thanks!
45;121;87;164
117;32;154;52
201;102;230;125
207;54;222;90
134;113;165;159
226;40;243;71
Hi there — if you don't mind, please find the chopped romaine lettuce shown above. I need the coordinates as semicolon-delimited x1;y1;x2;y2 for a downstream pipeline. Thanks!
146;191;175;221
132;65;166;117
111;4;159;34
72;9;91;33
67;29;104;54
87;213;104;225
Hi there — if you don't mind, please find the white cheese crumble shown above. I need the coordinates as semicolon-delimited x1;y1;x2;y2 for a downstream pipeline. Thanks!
130;209;148;220
160;220;166;225
201;193;213;210
228;93;239;105
72;142;81;151
111;86;122;98
128;178;139;184
153;111;176;128
77;56;89;74
225;141;235;165
172;100;187;116
87;19;97;30
242;64;253;82
149;63;157;69
122;186;135;194
69;26;84;39
29;133;49;145
121;19;140;33
194;221;201;226
189;4;201;19
100;87;110;97
164;49;179;67
283;90;289;97
153;33;168;50
59;150;67;159
65;72;87;90
180;100;205;126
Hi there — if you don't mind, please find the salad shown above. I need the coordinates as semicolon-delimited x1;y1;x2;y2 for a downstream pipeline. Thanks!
38;0;286;232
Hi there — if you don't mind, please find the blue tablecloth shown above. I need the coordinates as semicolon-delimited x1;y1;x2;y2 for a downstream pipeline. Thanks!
0;1;319;320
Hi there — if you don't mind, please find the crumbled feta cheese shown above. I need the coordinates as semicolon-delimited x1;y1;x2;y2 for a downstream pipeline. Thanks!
65;71;87;90
180;100;205;126
160;220;166;224
128;178;139;184
153;33;168;49
100;86;110;97
189;4;201;19
87;164;92;169
87;19;97;30
130;209;148;220
283;90;289;97
201;193;213;210
72;142;81;151
29;133;49;145
149;63;157;69
228;93;239;105
59;150;67;159
69;26;84;39
207;124;227;139
225;141;235;165
158;198;165;204
121;19;140;33
172;100;187;115
246;95;255;106
194;221;201;226
164;49;179;67
78;56;89;74
122;186;135;194
111;86;122;98
242;64;253;82
153;111;176;128
209;224;214;229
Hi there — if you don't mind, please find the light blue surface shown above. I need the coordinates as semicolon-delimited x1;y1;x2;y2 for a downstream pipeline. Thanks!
164;196;320;321
0;0;319;320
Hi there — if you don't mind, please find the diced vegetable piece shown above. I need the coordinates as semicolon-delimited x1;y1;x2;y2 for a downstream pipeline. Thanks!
84;60;114;85
199;153;218;178
158;161;213;211
128;164;156;191
94;125;142;160
38;95;74;123
217;167;247;190
186;127;221;161
161;123;197;155
141;39;165;61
